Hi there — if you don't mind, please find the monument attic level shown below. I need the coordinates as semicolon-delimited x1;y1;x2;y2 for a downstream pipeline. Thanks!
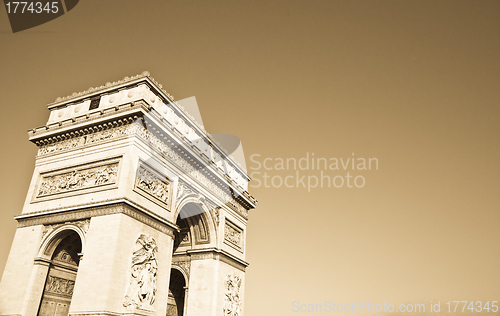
0;72;257;316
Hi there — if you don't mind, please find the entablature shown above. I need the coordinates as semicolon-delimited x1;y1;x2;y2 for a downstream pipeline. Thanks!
28;73;257;213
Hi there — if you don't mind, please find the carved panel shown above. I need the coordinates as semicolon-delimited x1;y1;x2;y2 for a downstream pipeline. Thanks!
44;275;75;296
134;162;171;210
224;220;243;251
223;274;242;316
36;158;120;199
124;234;158;309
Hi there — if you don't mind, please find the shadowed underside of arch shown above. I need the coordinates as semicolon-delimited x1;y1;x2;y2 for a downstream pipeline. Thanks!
167;268;186;316
175;202;214;248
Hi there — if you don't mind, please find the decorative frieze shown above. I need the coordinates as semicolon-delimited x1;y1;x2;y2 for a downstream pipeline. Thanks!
37;123;130;156
223;274;242;316
124;234;158;309
224;220;243;250
134;162;171;209
37;160;119;198
45;275;75;296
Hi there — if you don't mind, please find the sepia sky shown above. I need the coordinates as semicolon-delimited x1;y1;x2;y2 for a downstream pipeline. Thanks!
0;1;499;315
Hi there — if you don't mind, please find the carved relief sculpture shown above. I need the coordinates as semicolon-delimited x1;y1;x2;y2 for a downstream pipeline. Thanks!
135;163;170;207
224;221;243;250
37;163;118;197
176;181;196;200
223;274;242;316
124;234;158;309
45;276;76;296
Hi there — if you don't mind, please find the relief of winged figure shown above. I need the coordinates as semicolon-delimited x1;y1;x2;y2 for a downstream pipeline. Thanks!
124;234;158;309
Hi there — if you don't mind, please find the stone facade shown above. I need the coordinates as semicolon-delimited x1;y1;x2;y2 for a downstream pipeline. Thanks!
0;72;256;316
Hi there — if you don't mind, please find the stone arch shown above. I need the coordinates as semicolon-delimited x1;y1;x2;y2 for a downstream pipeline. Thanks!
180;203;216;246
174;192;206;222
167;267;188;316
38;223;87;261
36;227;84;316
174;196;218;246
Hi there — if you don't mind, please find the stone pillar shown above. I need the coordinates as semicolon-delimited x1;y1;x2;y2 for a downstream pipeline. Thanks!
68;209;175;316
20;259;51;316
0;225;44;316
185;256;219;316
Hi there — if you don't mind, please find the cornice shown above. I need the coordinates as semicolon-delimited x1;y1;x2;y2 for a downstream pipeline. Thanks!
15;198;178;237
43;73;250;182
29;101;146;142
186;248;248;271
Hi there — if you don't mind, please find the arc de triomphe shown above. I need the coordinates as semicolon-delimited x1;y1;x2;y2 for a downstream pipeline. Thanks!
0;72;257;316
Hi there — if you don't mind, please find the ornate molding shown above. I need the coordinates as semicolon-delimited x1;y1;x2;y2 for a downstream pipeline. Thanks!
53;72;154;104
124;234;158;309
36;159;119;198
223;274;243;316
186;249;247;272
171;260;190;278
190;215;210;245
134;162;171;210
42;219;90;240
17;201;176;237
36;119;133;156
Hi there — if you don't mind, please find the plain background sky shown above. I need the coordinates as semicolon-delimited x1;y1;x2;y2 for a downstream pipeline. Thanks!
0;1;499;315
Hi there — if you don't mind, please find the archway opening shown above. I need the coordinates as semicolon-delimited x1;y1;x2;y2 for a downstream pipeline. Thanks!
173;217;190;253
167;268;186;316
37;230;81;316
